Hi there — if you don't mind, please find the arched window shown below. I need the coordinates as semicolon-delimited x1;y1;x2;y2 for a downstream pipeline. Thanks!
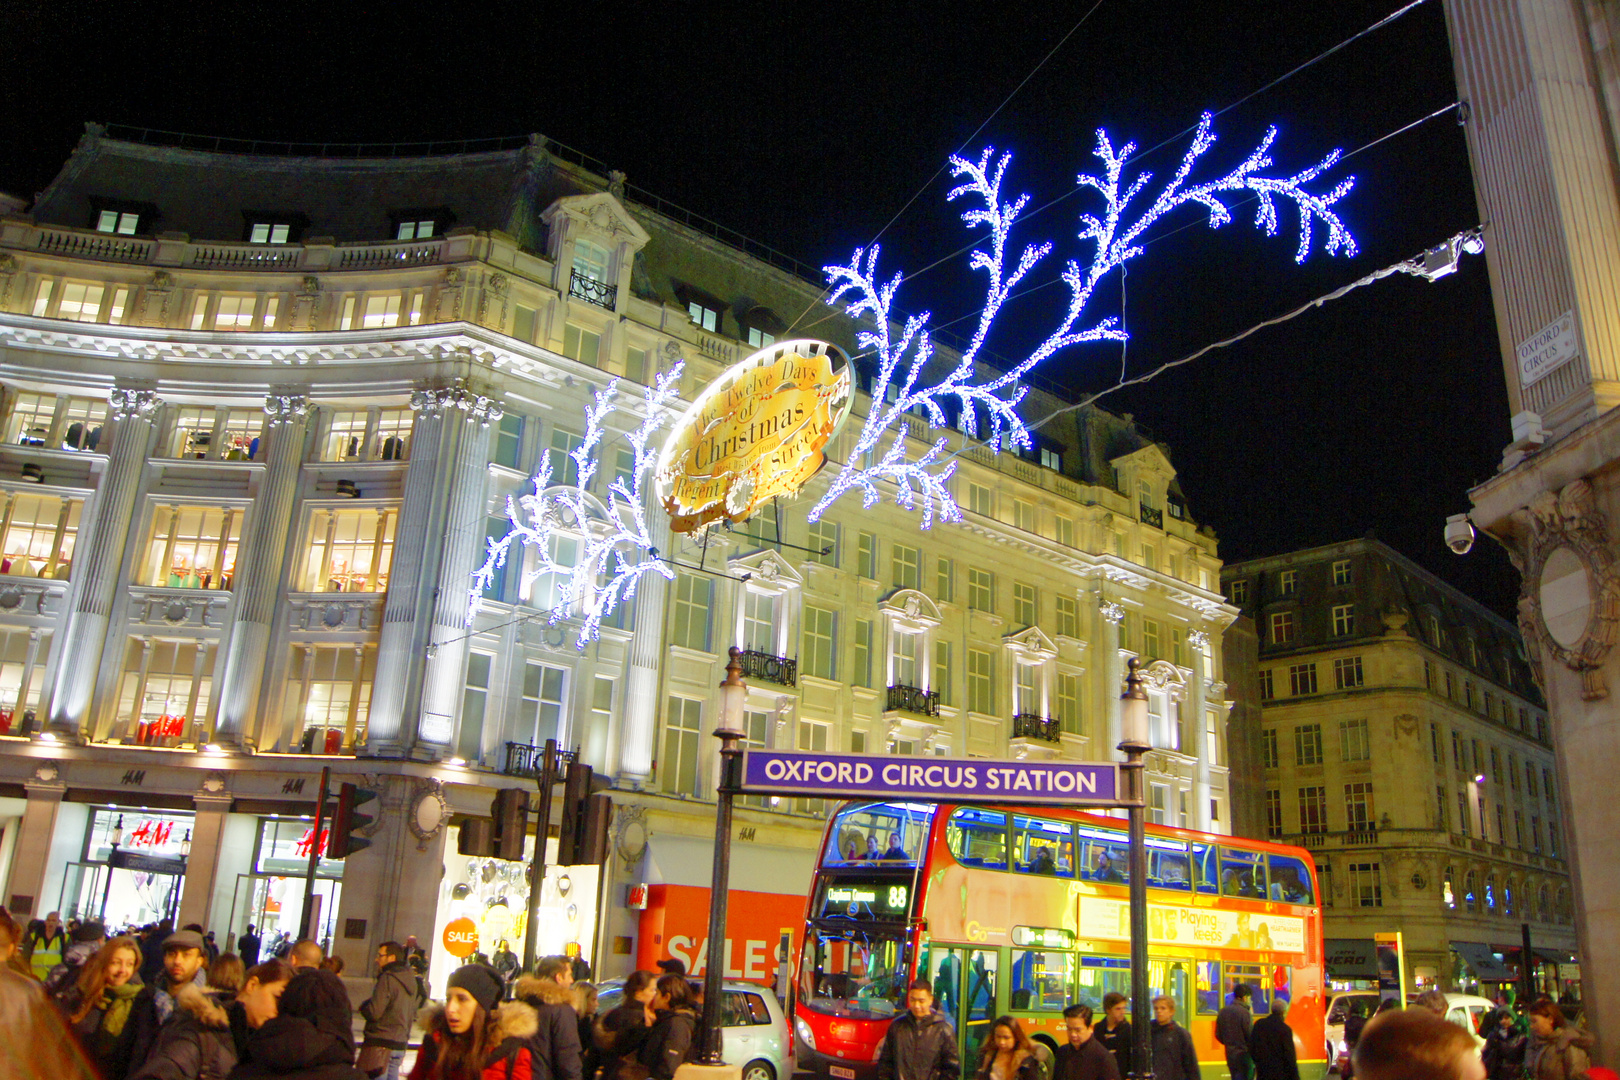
1484;874;1497;915
1503;878;1515;917
1442;866;1456;910
1556;888;1571;925
1538;884;1551;923
1464;871;1478;913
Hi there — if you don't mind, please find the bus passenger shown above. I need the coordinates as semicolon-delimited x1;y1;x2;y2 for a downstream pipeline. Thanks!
1093;852;1124;883
877;979;959;1080
974;1016;1041;1080
883;832;910;861
1028;848;1057;875
862;835;882;860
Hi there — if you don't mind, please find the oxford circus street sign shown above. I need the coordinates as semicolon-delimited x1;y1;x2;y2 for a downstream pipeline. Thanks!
740;748;1120;806
655;339;853;535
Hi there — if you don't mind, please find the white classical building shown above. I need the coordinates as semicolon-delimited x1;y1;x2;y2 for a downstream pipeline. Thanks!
0;124;1237;985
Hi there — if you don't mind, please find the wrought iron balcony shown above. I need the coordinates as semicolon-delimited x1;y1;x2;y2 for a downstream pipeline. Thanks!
503;741;578;779
738;649;797;687
1011;713;1062;742
1139;502;1163;529
569;269;616;309
886;683;941;718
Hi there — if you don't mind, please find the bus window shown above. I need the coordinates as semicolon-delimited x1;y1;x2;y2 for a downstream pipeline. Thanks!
829;802;935;865
1148;837;1191;891
920;945;965;1023
1077;827;1129;883
801;926;912;1018
963;949;1001;1070
1219;847;1268;899
1013;816;1074;877
1011;948;1074;1011
948;808;1008;870
1074;956;1130;1013
1149;958;1192;1028
1191;843;1219;894
1195;961;1222;1015
1226;963;1289;1014
1267;853;1314;904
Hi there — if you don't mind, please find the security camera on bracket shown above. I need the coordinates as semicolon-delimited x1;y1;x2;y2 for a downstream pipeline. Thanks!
1444;513;1476;556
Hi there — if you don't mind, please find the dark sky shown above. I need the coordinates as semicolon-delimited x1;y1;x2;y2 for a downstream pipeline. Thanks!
0;0;1521;616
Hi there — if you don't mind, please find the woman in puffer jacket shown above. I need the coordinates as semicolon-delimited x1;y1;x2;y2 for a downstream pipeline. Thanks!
412;963;539;1080
130;959;293;1080
229;967;364;1080
1526;1000;1595;1080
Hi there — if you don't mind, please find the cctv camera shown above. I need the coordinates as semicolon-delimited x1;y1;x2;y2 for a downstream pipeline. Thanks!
1444;513;1475;555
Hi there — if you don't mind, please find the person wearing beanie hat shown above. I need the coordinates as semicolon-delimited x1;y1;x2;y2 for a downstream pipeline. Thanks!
412;963;539;1080
232;967;365;1079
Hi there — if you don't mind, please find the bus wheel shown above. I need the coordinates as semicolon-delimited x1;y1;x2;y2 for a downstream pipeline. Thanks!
742;1060;775;1080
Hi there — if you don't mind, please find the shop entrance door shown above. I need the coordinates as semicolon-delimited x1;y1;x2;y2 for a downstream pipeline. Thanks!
57;861;105;922
244;874;342;954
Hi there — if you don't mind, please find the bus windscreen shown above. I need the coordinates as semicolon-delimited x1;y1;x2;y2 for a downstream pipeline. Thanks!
826;801;935;866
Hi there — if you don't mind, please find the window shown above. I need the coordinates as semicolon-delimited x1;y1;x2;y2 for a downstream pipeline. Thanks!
1055;516;1074;547
1057;671;1081;734
396;218;436;240
1452;730;1463;770
1496;806;1506;846
802;607;836;681
968;568;994;612
1339;718;1370;762
96;209;140;234
143;505;242;590
1295;723;1323;766
741;590;778;654
284;643;373;751
1014;662;1038;716
1139;544;1157;571
321;407;412;462
212;293;259;330
1437;787;1449;831
934;642;952;707
1142;619;1161;659
1171;628;1184;667
1464;871;1478;913
1332;559;1351;585
1465;681;1475;710
1149;784;1170;825
1348;862;1383;907
1431;723;1441;764
1056;595;1077;638
1298;786;1328;833
572;240;609;283
1229;579;1250;604
563;324;601;366
1269;611;1295;644
547;428;584;487
1261;729;1279;769
661;697;704;796
1459;793;1472;837
0;491;84;579
1039;446;1062;471
1514;810;1524;848
688;300;719;332
249;222;291;244
360;294;402;329
1531;816;1542;853
857;533;877;579
931;556;953;602
1424;660;1434;689
1258;668;1274;701
1332;604;1355;637
1526;762;1538;796
892;631;920;688
671;573;712;652
1288;663;1318;696
969;482;992;517
807;521;839;567
892;543;921;590
624;346;648;383
0;628;49;726
300;507;397;592
1345;782;1375;829
1013;499;1036;532
853;620;872;688
1544;768;1555;808
1491;747;1502;784
493;413;524;470
55;282;105;323
457;653;494;760
1333;655;1364;689
1013;582;1037;626
746;326;775;348
1445;670;1455;698
1279;569;1297;595
1265;790;1283;838
510;661;567;749
967;649;993;714
115;637;215;744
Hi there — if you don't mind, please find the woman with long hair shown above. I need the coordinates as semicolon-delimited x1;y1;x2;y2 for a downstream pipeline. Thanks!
598;970;656;1080
632;973;698;1080
411;963;538;1080
973;1016;1041;1080
129;957;292;1080
55;935;156;1080
1527;1000;1594;1080
573;981;601;1079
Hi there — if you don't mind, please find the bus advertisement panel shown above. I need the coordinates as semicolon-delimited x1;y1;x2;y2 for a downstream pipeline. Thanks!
794;801;1327;1080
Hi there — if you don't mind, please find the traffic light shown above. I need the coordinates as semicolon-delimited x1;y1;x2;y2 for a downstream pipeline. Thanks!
557;763;593;865
577;792;612;867
457;817;495;858
326;783;378;859
492;786;530;862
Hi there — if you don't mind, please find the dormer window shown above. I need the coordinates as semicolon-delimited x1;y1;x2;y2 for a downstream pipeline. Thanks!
250;222;291;244
389;208;452;242
689;300;719;333
96;210;140;235
573;241;610;283
748;327;775;348
241;213;306;245
741;306;785;350
397;219;435;240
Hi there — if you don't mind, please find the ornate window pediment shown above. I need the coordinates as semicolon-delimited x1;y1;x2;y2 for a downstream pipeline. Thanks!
879;588;941;632
1004;625;1057;661
541;193;651;254
1141;658;1187;691
731;548;803;596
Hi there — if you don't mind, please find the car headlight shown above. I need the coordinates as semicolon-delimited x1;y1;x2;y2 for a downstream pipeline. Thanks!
795;1017;817;1051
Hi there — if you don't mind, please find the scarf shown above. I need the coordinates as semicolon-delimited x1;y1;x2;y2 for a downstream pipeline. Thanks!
98;981;142;1037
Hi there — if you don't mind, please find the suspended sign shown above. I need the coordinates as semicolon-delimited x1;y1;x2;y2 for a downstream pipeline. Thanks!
740;749;1119;805
655;339;852;534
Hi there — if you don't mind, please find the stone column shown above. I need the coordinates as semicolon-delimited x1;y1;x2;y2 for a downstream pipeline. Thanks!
1188;628;1212;831
4;773;64;916
214;395;309;746
45;388;159;738
334;774;444;963
416;390;500;752
176;789;233;927
1100;600;1125;761
616;502;673;784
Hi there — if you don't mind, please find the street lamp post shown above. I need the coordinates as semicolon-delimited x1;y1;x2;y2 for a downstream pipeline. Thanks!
699;647;748;1067
1118;657;1154;1080
98;815;125;923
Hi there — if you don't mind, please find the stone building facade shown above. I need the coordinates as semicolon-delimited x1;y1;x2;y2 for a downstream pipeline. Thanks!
1222;539;1577;995
0;125;1238;987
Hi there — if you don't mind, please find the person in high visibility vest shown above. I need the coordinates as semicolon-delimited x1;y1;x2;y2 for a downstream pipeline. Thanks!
28;911;66;981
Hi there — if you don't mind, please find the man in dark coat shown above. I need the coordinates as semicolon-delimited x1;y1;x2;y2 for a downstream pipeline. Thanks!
360;942;418;1080
1149;996;1201;1080
1053;1003;1120;1080
515;956;585;1080
1248;998;1299;1080
1215;984;1254;1080
877;980;959;1080
237;925;262;968
1096;993;1132;1078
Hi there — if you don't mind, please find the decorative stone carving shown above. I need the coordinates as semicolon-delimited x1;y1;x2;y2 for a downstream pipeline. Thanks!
479;272;509;329
0;589;19;611
411;382;502;426
613;804;650;868
0;253;17;308
1187;629;1210;650
608;170;627;200
1514;477;1620;699
109;388;159;421
32;761;59;783
435;268;465;323
141;272;176;325
408;779;450;851
264;394;310;427
1100;601;1125;625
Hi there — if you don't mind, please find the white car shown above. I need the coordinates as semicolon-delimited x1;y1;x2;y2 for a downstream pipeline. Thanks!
1438;993;1494;1051
595;980;791;1080
1324;991;1382;1061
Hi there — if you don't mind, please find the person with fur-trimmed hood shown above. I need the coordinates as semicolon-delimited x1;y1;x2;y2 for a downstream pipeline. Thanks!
128;958;293;1080
412;963;539;1080
514;958;584;1080
230;966;364;1079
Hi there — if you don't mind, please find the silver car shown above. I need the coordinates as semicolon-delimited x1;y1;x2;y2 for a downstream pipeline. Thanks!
595;980;791;1080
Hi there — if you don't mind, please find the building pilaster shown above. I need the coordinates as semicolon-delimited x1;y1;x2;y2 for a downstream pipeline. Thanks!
45;388;159;738
616;502;673;784
1100;599;1125;761
1189;628;1212;831
4;772;64;917
214;395;309;746
176;789;234;927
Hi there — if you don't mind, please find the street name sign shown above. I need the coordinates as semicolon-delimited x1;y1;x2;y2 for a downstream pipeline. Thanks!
739;749;1119;805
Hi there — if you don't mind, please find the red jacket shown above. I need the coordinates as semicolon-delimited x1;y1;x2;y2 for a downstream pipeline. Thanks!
409;1000;539;1080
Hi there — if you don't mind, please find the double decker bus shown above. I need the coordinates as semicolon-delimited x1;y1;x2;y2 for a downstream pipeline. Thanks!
793;800;1328;1080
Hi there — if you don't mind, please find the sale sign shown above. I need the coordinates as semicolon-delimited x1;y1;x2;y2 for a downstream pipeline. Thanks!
442;917;479;958
637;884;804;985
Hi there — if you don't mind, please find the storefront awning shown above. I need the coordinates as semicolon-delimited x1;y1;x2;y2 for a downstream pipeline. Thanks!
1453;942;1515;981
643;832;817;892
1324;938;1379;979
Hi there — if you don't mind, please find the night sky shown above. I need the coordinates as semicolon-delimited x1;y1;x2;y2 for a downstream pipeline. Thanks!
0;1;1521;616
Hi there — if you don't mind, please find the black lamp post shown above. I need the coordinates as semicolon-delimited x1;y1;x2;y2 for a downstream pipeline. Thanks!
1118;657;1154;1079
699;646;748;1066
98;815;125;923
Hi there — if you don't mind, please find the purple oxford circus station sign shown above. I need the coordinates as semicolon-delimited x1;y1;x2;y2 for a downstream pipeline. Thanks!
739;749;1120;806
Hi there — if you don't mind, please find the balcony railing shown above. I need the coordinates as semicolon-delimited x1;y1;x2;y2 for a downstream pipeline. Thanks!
569;269;616;309
12;221;455;274
503;741;578;779
1139;502;1163;529
1011;713;1062;742
738;649;797;688
886;683;941;718
1298;827;1379;849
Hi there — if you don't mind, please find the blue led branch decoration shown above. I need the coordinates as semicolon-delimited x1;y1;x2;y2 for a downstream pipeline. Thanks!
808;111;1356;526
473;364;684;648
